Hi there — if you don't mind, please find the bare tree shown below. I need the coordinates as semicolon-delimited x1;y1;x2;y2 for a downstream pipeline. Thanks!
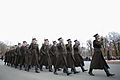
118;41;120;54
102;36;109;56
108;32;120;41
0;41;7;55
108;32;120;57
87;39;93;56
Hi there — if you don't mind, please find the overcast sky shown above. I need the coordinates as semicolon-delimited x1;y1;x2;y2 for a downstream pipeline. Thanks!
0;0;120;46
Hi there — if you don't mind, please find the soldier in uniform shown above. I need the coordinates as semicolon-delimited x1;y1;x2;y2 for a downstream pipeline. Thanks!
10;46;16;67
29;38;40;73
66;39;79;74
4;48;10;65
6;49;11;66
27;44;32;72
88;34;115;77
39;39;52;72
73;40;87;72
14;43;22;68
49;41;58;69
19;41;27;70
54;37;71;76
20;41;29;71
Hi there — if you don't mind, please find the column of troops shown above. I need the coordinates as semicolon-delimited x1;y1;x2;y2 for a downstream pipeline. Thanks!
4;37;87;76
4;34;115;77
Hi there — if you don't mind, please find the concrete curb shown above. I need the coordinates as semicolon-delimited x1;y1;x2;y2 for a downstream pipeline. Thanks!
106;60;120;64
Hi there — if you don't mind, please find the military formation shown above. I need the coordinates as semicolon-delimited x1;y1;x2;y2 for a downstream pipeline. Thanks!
4;34;115;77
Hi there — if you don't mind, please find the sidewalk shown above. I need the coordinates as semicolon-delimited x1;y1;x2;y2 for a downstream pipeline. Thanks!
106;60;120;64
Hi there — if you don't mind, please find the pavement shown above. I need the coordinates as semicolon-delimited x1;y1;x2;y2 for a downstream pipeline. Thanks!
0;60;120;80
106;60;120;64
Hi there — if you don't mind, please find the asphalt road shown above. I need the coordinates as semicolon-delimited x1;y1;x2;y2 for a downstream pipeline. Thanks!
0;60;120;80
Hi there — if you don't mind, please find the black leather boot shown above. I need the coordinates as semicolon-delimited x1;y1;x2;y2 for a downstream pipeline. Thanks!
66;71;72;76
35;65;40;73
71;68;79;74
65;68;72;76
46;66;49;69
54;68;58;75
25;64;28;71
104;66;115;77
27;65;30;72
49;65;53;72
63;68;67;73
15;64;17;68
88;68;95;76
39;65;43;71
58;68;61;71
20;65;22;70
35;70;40;73
81;66;88;72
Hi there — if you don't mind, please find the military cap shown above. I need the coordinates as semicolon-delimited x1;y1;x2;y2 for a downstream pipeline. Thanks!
58;37;63;41
67;39;71;42
23;41;27;43
32;38;37;41
53;41;57;44
93;33;99;38
15;45;17;47
74;40;78;42
18;43;21;45
44;39;49;42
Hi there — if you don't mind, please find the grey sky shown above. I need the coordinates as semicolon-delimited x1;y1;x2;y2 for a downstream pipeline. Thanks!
0;0;120;46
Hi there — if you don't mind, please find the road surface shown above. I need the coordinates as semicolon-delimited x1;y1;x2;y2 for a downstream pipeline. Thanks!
0;60;120;80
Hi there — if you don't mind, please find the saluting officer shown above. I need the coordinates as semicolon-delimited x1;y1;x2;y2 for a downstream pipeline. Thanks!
88;34;115;77
73;40;87;72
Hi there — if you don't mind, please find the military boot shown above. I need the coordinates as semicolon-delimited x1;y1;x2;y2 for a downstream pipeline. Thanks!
49;65;53;72
54;68;58;75
80;65;88;72
64;68;72;76
104;66;115;77
35;65;40;73
39;65;43;71
71;68;79;74
88;68;95;76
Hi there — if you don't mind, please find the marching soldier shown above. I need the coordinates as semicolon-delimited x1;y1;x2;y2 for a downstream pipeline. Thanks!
29;38;40;73
66;39;79;74
54;37;71;76
14;43;22;68
88;34;115;77
49;41;58;69
39;39;52;72
20;41;27;70
10;46;16;67
4;48;10;66
73;40;87;72
27;44;32;72
20;41;29;71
